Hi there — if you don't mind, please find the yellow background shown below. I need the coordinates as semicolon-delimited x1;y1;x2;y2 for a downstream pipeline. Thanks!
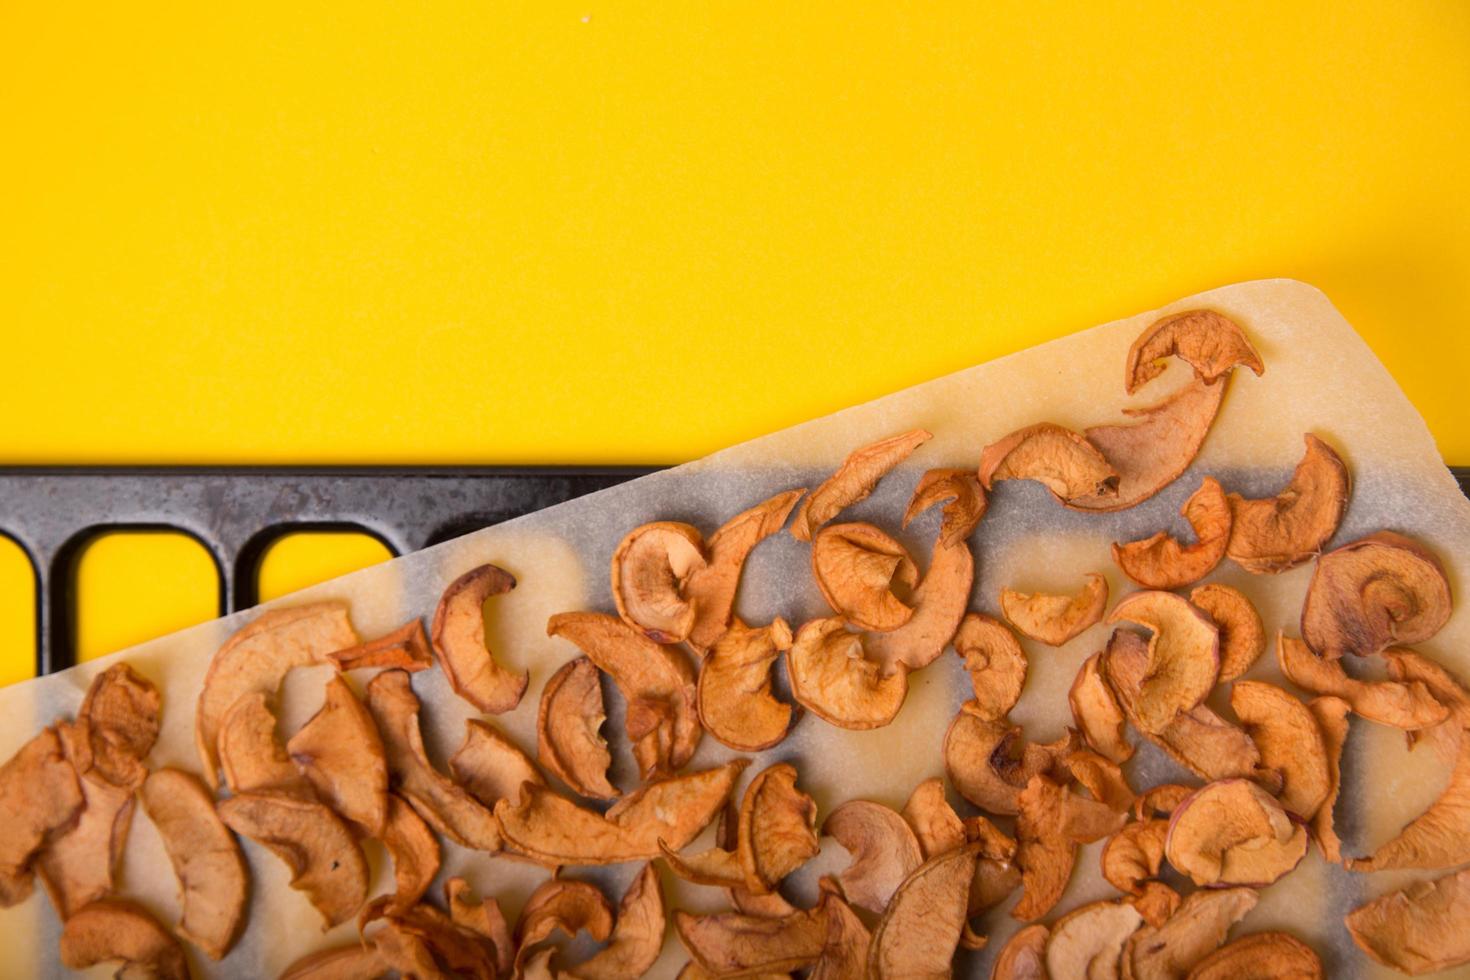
2;3;1468;680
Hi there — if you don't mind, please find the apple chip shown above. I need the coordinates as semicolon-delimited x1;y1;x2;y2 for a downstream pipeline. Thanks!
547;612;700;779
944;704;1078;816
1113;477;1231;589
1013;775;1127;921
59;898;188;980
515;878;616;970
327;619;432;673
738;763;820;895
1275;633;1448;730
219;790;368;928
1229;681;1331;819
1226;434;1349;574
195;602;358;788
1108;590;1219;734
560;863;664;980
1065;749;1135;812
1301;531;1452;660
1045;899;1142;980
1303;696;1350;863
279;943;390;979
367;900;501;977
864;469;987;673
690;489;807;654
1124;887;1259;980
1134;783;1194;820
1189;584;1265;681
0;726;85;906
901;778;966;859
697;618;795;752
612;521;708;644
447;718;543;810
1102;819;1169;896
1385;648;1470;762
791;428;933;541
497;761;745;865
823;800;923;913
675;906;826;976
1001;573;1108;647
431;563;527;713
140;768;248;960
954;613;1027;721
69;663;161;790
867;843;979;977
446;877;514;976
1124;308;1264;394
812;523;919;632
288;673;388;835
992;923;1049;980
537;657;618;800
218;692;313;798
809;884;871;980
1345;865;1470;976
1349;722;1470;871
788;618;908;730
1165;780;1308;887
363;669;501;852
1186;931;1323;980
979;422;1120;503
1070;651;1133;764
378;793;439;916
36;723;137;918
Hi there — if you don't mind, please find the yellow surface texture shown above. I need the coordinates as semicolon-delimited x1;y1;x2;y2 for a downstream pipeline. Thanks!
2;4;1468;678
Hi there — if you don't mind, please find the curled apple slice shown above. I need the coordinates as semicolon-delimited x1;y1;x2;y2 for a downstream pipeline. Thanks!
0;727;84;907
823;800;924;913
812;523;918;632
537;658;617;800
612;522;707;644
1230;681;1331;819
1187;931;1323;980
327;619;432;673
675;906;827;977
1226;434;1349;574
431;563;527;713
1045;900;1142;980
791;429;933;541
1301;531;1451;660
1164;780;1308;887
1125;309;1264;394
569;863;665;980
1122;887;1258;980
1349;725;1470;872
1113;477;1230;589
1001;573;1109;647
1013;775;1127;921
1190;584;1265;682
1108;590;1219;734
1070;651;1133;764
737;763;820;896
943;704;1078;816
901;779;966;859
788;618;908;730
287;673;388;835
979;422;1119;503
867;843;980;978
953;613;1027;721
59;899;189;980
1275;634;1448;730
992;924;1049;980
697;619;795;752
1346;866;1470;976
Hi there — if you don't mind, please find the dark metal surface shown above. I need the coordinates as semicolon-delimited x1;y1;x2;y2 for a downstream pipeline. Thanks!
0;466;656;676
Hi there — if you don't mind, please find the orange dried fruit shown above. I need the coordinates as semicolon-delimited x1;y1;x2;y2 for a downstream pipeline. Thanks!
140;767;249;960
1123;886;1259;980
280;943;389;979
1345;865;1470;976
59;898;189;980
431;563;527;713
943;704;1077;816
1164;780;1308;887
218;691;313;798
1301;531;1452;660
823;800;924;913
537;657;618;801
867;843;980;978
446;877;514;976
1275;633;1448;730
547;612;700;779
697;618;795;752
515;877;616;972
195;602;358;788
1108;590;1219;734
218;790;368;929
1002;573;1109;647
991;923;1049;980
1065;748;1135;812
1225;435;1349;574
809;884;871;980
36;723;137;918
0;726;85;907
326;619;432;673
1113;477;1231;589
377;793;439;917
953;613;1027;721
1124;308;1264;394
447;718;543;810
1045;899;1142;979
1305;696;1350;864
675;905;827;976
979;422;1120;503
1189;584;1265;682
363;669;501;852
1013;775;1127;921
1229;681;1331;819
1186;931;1323;980
612;521;708;644
564;864;665;980
1385;648;1470;762
1134;783;1194;820
791;429;933;541
686;489;807;653
68;663;161;790
812;523;919;632
901;778;966;859
788;618;908;730
1101;819;1169;896
738;763;820;895
1070;651;1133;764
1348;723;1470;872
287;673;389;836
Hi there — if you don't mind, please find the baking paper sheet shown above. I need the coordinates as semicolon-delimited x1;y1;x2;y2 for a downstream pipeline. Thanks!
3;278;1465;978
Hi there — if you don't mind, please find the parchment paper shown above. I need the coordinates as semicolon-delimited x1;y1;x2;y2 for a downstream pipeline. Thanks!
3;278;1463;979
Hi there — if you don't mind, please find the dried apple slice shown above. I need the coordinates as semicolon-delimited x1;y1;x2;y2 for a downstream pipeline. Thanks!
979;422;1119;503
327;619;432;673
1070;651;1133;764
791;429;933;541
1102;819;1169;896
547;612;700;779
140;768;248;960
992;923;1049;980
867;843;980;978
370;900;502;976
218;790;368;928
1349;722;1470;871
0;727;85;907
431;563;527;713
287;673;389;835
1013;775;1127;921
675;906;827;976
1385;648;1470;762
1275;633;1448;730
809;884;871;980
515;878;616;969
788;618;908;730
1164;780;1308;887
1186;931;1323;980
1346;865;1470;976
685;489;804;653
1123;887;1258;980
1065;749;1135;812
954;613;1027;721
1109;591;1219;734
446;877;514;976
1189;584;1265;681
823;800;924;913
1306;696;1350;863
902;778;966;859
812;523;919;631
1135;783;1194;820
537;657;617;801
612;522;707;643
1301;531;1452;660
1072;377;1228;513
280;943;390;979
447;718;543;810
944;704;1078;816
697;618;794;752
59;898;189;980
1229;681;1331;819
864;469;987;673
566;863;665;980
1125;309;1264;394
218;692;314;797
496;761;746;865
1045;899;1142;979
738;763;820;895
377;793;438;917
69;663;161;790
1002;573;1109;647
195;602;358;788
1226;434;1349;574
363;669;501;852
1113;477;1231;589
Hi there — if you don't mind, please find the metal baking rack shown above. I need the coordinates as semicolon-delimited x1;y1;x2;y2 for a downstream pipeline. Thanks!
2;465;1467;679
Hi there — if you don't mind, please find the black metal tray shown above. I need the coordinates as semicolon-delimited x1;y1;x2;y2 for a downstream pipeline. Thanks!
3;465;1466;679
